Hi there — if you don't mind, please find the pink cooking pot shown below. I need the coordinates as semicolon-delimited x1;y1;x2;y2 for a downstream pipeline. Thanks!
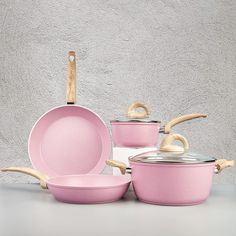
110;101;207;147
107;133;234;206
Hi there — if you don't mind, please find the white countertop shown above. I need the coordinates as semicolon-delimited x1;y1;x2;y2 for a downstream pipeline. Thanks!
1;184;236;236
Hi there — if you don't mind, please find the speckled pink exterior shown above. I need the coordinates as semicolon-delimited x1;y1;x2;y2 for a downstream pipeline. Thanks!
129;161;215;205
110;122;160;147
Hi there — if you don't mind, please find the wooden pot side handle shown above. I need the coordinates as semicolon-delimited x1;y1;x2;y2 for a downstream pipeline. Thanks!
66;51;76;104
127;101;150;119
164;113;207;134
106;160;127;175
0;167;49;189
215;159;234;173
160;133;189;152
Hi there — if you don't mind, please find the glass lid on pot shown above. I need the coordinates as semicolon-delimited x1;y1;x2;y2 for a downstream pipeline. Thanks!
129;150;216;164
110;101;161;123
129;133;216;164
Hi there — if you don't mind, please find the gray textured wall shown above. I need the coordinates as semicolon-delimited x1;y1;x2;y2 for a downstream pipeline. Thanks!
0;0;235;184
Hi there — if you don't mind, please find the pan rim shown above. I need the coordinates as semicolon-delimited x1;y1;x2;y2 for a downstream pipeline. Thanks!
28;104;112;177
47;174;131;190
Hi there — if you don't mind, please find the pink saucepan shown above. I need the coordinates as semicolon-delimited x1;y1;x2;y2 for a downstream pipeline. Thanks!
0;167;130;204
107;133;234;206
28;51;111;177
110;101;207;147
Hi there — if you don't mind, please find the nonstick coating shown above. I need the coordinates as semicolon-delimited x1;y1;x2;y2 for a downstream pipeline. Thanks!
28;105;111;177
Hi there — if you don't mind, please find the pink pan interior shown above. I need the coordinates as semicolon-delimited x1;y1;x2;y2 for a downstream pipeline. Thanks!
47;174;131;204
28;106;111;177
48;174;130;188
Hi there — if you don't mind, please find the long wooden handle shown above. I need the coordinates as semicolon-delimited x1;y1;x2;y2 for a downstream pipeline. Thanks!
215;159;234;173
127;101;150;119
164;113;207;133
160;133;189;152
1;167;49;189
66;51;76;104
106;160;127;175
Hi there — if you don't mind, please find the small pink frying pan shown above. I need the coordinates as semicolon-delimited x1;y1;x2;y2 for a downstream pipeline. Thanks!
1;167;130;204
28;51;111;177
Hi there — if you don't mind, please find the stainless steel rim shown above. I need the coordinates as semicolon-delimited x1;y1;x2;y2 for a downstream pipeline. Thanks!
128;153;216;165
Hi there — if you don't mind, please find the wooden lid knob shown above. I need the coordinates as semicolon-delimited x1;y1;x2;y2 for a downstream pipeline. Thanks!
127;101;150;119
160;133;189;152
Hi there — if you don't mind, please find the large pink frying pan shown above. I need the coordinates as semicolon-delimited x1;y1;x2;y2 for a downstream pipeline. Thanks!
28;51;111;177
1;167;130;204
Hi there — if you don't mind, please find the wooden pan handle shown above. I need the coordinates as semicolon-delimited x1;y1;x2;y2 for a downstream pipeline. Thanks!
160;133;189;152
106;160;127;175
127;101;150;119
1;167;49;189
164;113;207;134
215;159;234;174
66;51;76;104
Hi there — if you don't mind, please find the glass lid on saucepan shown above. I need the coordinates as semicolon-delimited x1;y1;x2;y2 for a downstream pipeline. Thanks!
110;101;161;123
129;133;216;164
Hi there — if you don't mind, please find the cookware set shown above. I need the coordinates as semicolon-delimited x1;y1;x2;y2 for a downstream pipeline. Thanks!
1;52;234;205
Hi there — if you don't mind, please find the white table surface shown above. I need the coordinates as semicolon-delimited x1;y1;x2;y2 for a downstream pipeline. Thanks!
0;184;236;236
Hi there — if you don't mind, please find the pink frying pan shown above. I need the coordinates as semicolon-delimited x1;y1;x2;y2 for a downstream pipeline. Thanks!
1;167;130;204
28;52;111;177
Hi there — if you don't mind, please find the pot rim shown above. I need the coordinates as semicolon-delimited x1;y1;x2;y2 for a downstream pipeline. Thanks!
128;155;216;165
128;158;216;166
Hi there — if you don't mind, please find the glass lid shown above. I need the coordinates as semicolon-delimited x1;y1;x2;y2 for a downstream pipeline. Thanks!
129;133;216;164
111;101;160;123
129;150;216;164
